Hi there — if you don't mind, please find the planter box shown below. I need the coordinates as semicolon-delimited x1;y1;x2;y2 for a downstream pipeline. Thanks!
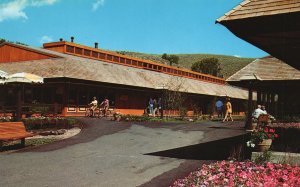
251;151;300;166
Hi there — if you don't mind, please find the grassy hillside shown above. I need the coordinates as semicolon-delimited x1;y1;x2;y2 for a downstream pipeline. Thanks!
116;51;255;79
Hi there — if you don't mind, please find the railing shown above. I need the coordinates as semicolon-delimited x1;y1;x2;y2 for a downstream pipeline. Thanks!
44;41;226;85
0;104;63;118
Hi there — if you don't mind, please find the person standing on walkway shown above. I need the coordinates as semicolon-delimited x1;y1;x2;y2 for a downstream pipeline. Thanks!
153;98;158;117
149;98;154;116
215;99;224;118
223;97;233;122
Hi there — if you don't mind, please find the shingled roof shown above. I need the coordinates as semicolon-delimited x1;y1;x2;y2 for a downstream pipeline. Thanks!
217;0;300;22
227;56;300;82
0;44;250;100
216;0;300;70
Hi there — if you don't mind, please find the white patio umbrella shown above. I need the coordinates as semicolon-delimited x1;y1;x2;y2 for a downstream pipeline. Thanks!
5;72;43;83
0;70;8;79
0;70;8;84
3;72;44;121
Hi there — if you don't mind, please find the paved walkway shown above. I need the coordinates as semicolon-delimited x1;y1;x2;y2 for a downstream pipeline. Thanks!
0;118;247;187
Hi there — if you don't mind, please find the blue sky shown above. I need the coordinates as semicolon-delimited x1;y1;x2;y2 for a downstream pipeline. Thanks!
0;0;268;58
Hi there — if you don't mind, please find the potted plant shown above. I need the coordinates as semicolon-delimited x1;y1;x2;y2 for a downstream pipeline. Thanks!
247;126;279;152
248;118;258;131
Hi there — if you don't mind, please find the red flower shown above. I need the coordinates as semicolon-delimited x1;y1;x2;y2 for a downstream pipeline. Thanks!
264;127;269;133
274;134;279;138
269;128;275;133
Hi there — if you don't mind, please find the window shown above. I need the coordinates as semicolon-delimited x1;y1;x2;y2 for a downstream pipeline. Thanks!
120;58;125;63
107;55;112;60
66;46;74;53
126;59;132;65
92;51;98;58
84;49;91;56
75;47;82;55
113;56;119;62
99;53;106;59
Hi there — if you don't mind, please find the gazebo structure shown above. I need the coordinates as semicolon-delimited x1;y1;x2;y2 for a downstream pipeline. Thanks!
216;0;300;70
227;56;300;119
0;41;250;118
217;0;300;127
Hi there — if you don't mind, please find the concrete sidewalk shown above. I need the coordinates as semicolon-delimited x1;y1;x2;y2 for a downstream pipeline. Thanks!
0;118;247;187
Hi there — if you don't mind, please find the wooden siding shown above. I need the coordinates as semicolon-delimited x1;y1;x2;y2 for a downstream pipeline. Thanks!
0;44;57;63
44;41;225;85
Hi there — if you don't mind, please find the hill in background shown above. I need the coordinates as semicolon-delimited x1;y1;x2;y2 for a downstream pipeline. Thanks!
116;51;255;79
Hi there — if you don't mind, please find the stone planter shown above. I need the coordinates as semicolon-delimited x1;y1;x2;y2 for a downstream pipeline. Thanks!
256;139;272;152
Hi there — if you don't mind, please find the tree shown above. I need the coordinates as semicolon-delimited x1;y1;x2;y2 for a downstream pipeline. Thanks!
162;53;168;60
162;78;187;118
191;57;221;77
161;53;179;66
0;38;6;44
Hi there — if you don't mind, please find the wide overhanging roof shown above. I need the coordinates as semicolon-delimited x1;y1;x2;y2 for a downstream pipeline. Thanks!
217;0;300;70
227;56;300;90
0;45;250;100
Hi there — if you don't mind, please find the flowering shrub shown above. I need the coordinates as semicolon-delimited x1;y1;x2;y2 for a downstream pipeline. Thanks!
171;160;300;187
22;116;77;130
247;127;279;148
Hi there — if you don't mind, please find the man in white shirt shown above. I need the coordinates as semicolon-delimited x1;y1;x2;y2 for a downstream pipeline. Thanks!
252;105;267;119
89;97;98;117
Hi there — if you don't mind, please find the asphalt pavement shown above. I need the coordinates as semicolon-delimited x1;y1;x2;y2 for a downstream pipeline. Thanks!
0;118;247;187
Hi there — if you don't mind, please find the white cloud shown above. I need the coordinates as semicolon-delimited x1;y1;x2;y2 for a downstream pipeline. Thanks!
0;0;59;22
0;0;28;22
92;0;104;11
39;35;53;44
234;55;241;58
31;0;58;6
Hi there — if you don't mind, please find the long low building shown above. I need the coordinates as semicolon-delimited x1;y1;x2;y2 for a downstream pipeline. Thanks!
0;40;252;117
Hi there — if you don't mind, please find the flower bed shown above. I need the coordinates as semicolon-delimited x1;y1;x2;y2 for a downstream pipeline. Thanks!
171;160;300;187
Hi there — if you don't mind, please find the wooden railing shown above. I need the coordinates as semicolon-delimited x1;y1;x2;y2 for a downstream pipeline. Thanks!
0;104;63;117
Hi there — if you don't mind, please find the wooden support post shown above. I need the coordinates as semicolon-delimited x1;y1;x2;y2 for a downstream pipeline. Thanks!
245;82;253;129
16;87;22;121
21;138;25;147
0;140;3;151
257;91;261;104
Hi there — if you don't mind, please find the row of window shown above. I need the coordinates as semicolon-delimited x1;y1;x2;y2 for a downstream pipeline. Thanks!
66;45;225;84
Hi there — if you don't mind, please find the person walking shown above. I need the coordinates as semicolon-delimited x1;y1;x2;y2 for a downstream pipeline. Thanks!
222;97;233;122
149;98;154;116
215;99;224;118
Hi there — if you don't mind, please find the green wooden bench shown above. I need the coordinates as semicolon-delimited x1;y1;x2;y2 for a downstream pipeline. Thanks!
0;122;34;150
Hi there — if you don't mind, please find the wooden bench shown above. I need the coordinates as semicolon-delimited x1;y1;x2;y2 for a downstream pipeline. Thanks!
0;122;34;150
